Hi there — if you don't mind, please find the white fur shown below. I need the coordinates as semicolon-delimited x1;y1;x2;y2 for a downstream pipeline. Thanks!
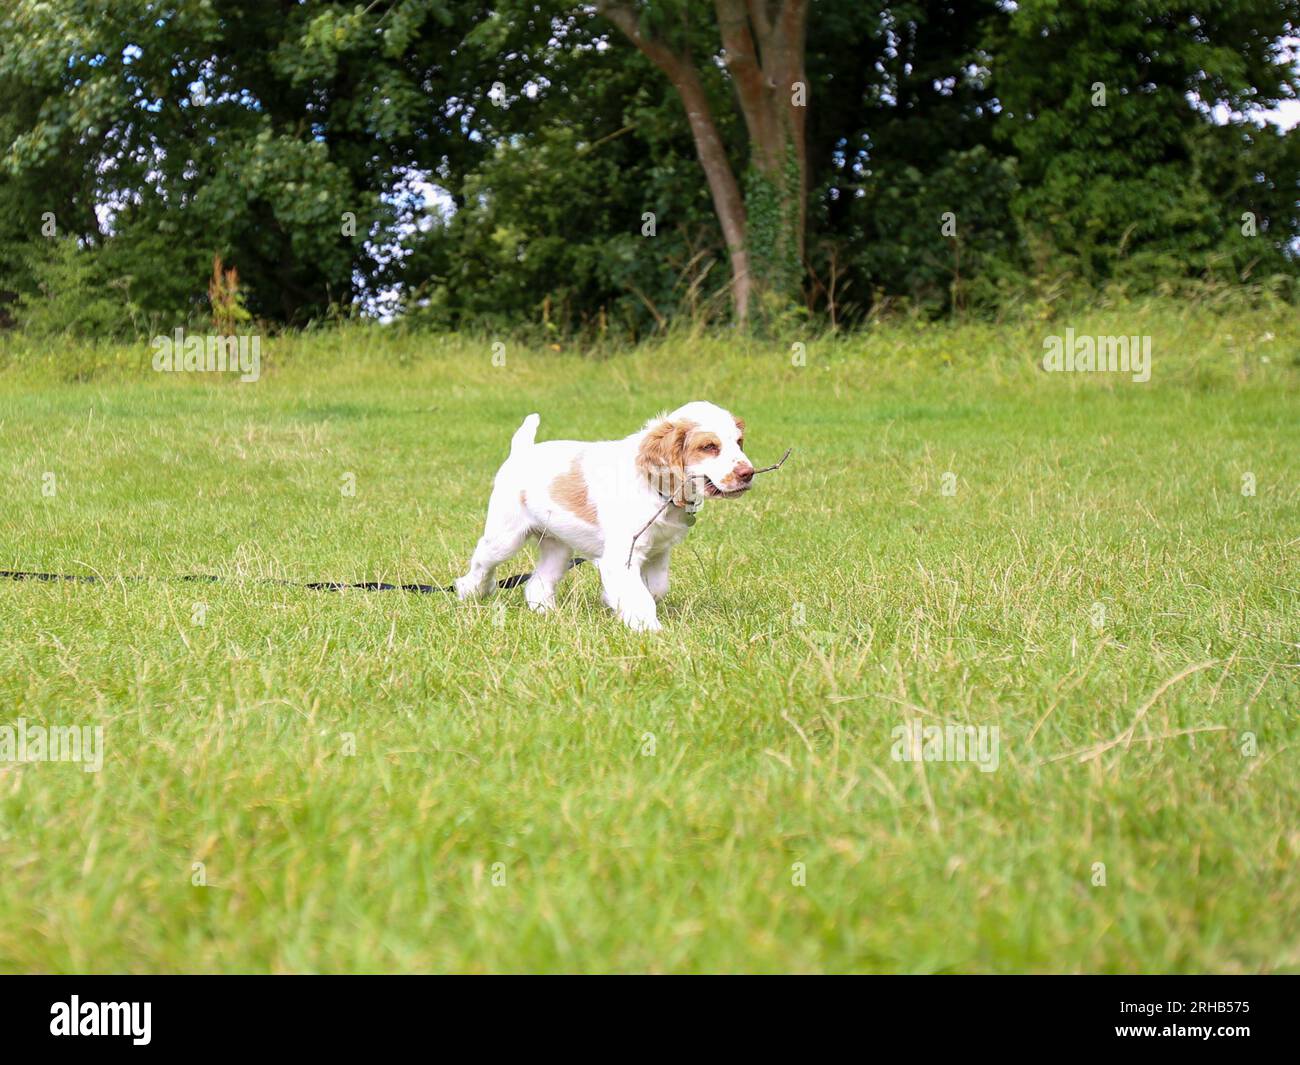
455;401;753;632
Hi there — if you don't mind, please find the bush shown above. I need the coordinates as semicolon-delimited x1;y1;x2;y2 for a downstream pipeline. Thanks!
4;238;141;338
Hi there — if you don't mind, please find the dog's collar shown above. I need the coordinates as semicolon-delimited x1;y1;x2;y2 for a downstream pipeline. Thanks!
629;483;700;567
656;487;703;515
644;466;703;513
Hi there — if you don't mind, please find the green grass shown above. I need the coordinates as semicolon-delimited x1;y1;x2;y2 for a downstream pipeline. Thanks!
1;302;1297;973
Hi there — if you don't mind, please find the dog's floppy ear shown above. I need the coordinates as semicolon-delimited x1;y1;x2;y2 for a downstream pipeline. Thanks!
637;417;692;504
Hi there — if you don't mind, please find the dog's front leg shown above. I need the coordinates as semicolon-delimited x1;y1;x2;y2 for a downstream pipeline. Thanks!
598;549;661;632
642;549;672;603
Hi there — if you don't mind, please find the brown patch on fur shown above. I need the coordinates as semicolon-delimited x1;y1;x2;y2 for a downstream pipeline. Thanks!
637;418;694;504
550;457;597;523
519;489;527;507
734;417;745;447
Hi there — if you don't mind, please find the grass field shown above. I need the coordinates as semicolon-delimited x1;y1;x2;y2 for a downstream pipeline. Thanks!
0;301;1297;973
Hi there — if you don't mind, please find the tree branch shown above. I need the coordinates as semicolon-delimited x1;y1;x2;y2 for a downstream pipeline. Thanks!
594;2;686;81
595;0;753;323
714;0;766;84
746;0;774;46
714;0;771;148
776;0;809;57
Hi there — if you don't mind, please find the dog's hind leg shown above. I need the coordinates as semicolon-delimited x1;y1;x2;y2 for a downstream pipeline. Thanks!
523;535;572;614
455;494;532;601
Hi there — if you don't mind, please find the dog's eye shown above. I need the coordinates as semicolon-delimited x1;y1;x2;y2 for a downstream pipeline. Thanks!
702;442;720;454
737;438;744;450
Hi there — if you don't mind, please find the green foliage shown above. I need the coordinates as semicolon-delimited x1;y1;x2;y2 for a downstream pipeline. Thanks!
993;0;1300;289
834;146;1024;316
744;152;804;317
399;29;733;338
0;0;1295;336
400;126;668;337
6;238;140;338
0;0;482;325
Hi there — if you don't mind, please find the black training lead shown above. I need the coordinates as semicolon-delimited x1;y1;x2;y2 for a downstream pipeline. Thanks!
0;558;587;595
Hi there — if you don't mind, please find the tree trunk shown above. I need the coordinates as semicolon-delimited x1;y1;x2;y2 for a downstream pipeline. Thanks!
666;63;754;326
598;1;809;327
597;3;752;325
715;0;809;308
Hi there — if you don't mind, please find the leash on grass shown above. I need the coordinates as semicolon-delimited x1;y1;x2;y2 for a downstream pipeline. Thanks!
0;558;588;595
5;449;792;593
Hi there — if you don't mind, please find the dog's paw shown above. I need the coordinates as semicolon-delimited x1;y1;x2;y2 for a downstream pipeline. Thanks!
453;575;484;601
621;611;662;633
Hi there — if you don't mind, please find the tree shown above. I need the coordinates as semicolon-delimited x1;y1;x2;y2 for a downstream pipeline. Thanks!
993;0;1300;286
3;0;1294;336
0;0;487;325
595;1;809;326
399;25;722;338
803;1;1020;316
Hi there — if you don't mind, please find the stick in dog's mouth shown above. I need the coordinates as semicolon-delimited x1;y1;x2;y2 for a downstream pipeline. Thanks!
625;448;793;568
751;447;792;476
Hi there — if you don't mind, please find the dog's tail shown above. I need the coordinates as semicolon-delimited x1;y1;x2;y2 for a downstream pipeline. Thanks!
509;413;540;457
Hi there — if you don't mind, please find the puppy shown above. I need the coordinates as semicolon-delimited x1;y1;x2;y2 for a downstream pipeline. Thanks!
455;401;754;631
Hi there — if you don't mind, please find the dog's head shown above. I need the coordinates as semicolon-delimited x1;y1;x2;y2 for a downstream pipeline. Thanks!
636;401;753;505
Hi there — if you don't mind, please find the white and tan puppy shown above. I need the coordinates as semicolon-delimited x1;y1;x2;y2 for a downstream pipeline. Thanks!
455;401;754;631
